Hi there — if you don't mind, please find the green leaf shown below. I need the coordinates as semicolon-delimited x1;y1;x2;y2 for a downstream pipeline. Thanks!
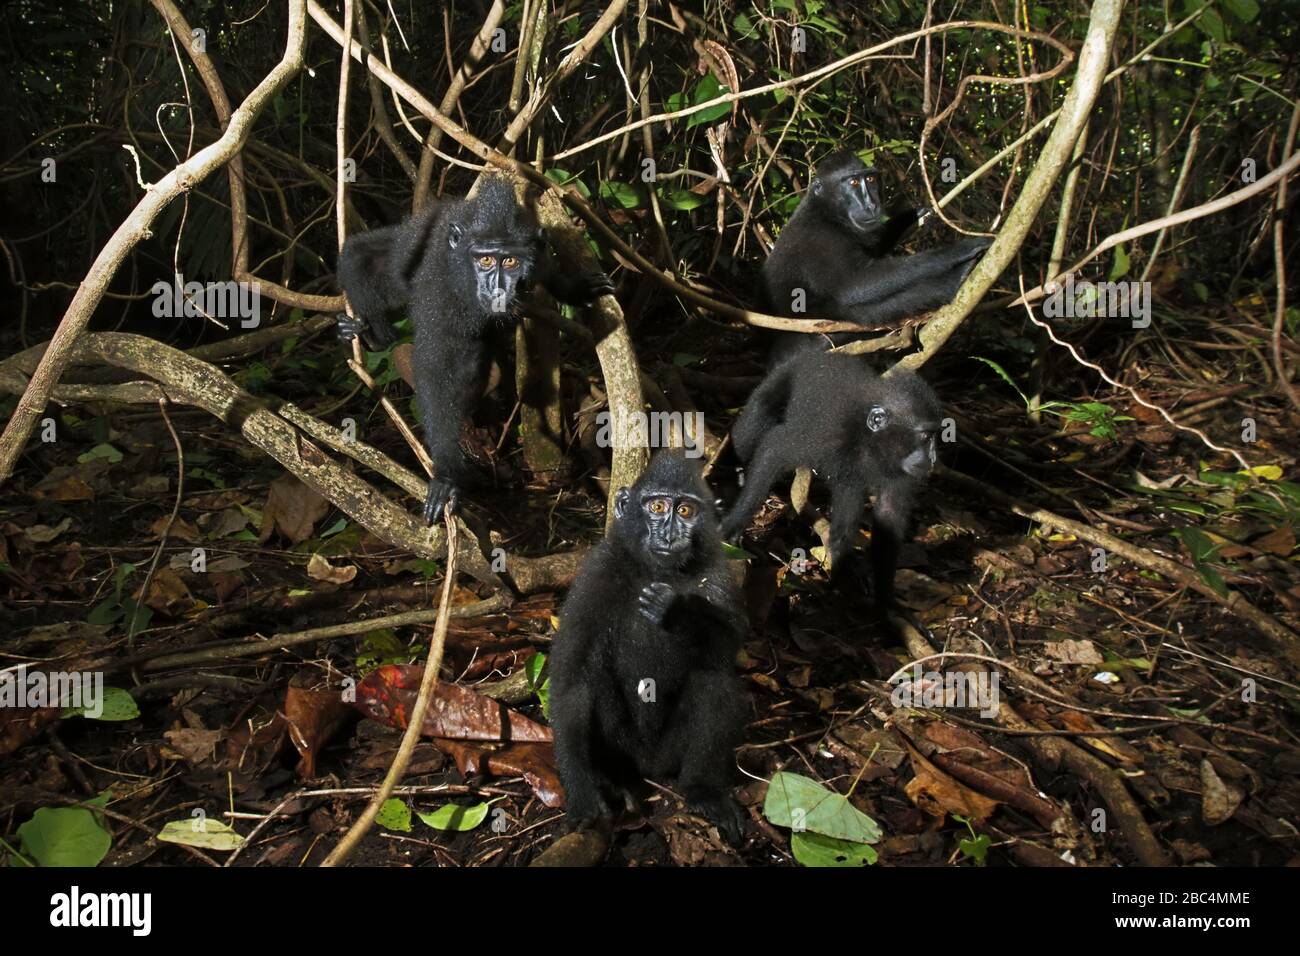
122;597;153;641
791;830;878;866
357;629;406;673
1175;526;1221;563
545;168;591;199
526;653;546;687
685;74;732;128
1223;0;1259;23
958;832;992;864
721;541;757;560
598;180;642;209
805;15;846;38
376;798;412;832
1108;244;1130;281
526;653;550;718
1174;527;1230;598
156;818;245;851
763;772;882;843
733;12;759;39
87;598;124;626
320;518;348;538
659;188;706;211
77;443;123;464
971;356;1030;407
417;802;490;832
1192;561;1229;598
17;806;112;867
62;686;139;722
1198;7;1227;42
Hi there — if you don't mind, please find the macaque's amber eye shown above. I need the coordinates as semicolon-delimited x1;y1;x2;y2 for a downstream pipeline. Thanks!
849;177;860;187
676;502;695;519
478;255;495;268
866;174;876;183
503;256;520;269
647;498;670;515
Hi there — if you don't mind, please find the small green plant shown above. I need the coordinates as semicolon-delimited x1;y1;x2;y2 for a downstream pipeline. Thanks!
974;357;1133;439
953;814;991;865
526;652;550;719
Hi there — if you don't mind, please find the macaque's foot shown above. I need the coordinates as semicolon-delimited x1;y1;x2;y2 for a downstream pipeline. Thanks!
684;790;744;845
335;312;397;351
423;477;461;525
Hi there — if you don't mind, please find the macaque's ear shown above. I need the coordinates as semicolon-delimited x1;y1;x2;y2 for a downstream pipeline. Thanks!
614;488;631;520
867;405;889;432
448;222;464;248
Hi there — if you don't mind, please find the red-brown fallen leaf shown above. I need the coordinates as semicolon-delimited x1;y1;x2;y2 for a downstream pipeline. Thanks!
260;473;329;544
34;475;96;502
222;712;288;778
654;814;735;866
284;669;354;778
139;567;196;616
437;739;563;808
352;664;552;742
1252;526;1295;557
902;744;1000;823
210;571;246;603
150;514;202;542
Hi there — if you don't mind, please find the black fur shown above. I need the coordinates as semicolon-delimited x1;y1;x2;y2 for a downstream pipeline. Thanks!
721;350;941;611
764;150;990;362
336;178;613;523
549;450;748;843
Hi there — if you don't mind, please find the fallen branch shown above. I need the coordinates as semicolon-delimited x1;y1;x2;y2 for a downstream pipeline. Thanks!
140;597;505;672
322;511;460;866
17;331;502;586
891;615;1170;866
893;0;1126;373
939;464;1300;669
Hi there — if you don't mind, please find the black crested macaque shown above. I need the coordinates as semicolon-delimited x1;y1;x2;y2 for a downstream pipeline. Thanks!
764;150;990;361
720;350;941;612
549;450;747;843
337;178;613;523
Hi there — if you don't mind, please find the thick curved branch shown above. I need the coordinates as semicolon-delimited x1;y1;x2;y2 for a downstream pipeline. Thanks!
893;0;1126;373
1006;151;1300;310
148;0;340;312
25;332;503;587
0;0;310;487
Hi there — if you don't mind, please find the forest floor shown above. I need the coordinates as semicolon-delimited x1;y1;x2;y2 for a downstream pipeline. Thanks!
3;332;1298;868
